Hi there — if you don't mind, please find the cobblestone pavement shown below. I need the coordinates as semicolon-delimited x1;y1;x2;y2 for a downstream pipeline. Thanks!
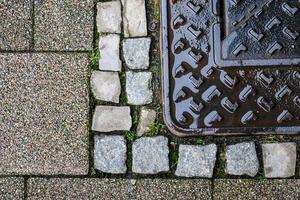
0;0;299;199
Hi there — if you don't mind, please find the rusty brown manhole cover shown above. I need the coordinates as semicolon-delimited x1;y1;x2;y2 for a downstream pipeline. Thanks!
161;0;300;135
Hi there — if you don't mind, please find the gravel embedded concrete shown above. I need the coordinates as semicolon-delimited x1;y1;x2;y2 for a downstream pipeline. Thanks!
126;71;153;105
94;135;127;174
132;136;169;174
214;179;300;200
0;177;24;200
121;0;148;37
175;144;217;178
34;0;93;51
97;1;122;33
0;0;32;50
92;106;132;132
99;34;122;72
226;142;259;177
262;143;297;178
123;38;151;69
91;71;121;103
27;178;212;200
0;53;89;175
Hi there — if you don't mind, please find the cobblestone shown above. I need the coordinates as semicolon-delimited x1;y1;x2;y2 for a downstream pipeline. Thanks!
99;34;122;72
122;0;148;37
262;143;297;178
94;135;127;174
0;0;32;50
126;71;153;105
226;142;259;177
97;1;122;33
0;53;89;175
132;136;169;174
137;107;156;136
175;144;217;178
0;177;24;200
123;38;151;69
91;71;121;103
92;106;132;132
34;0;93;51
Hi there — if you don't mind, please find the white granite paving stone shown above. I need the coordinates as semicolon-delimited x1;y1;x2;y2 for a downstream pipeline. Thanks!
132;136;169;174
121;0;148;37
91;71;121;103
94;135;127;174
262;143;297;178
137;107;156;136
175;144;217;178
92;106;132;132
226;142;259;177
97;1;122;33
99;34;122;72
123;38;151;70
126;71;153;105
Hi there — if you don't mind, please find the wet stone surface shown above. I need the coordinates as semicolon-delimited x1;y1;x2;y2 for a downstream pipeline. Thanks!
94;135;127;174
175;144;217;178
132;136;169;174
0;53;89;175
0;0;32;50
226;142;259;177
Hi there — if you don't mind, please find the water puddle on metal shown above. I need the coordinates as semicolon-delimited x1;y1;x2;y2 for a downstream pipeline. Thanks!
161;0;300;136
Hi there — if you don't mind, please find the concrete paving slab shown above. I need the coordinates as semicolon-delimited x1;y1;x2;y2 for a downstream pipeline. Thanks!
34;0;93;51
0;177;24;200
0;0;32;50
27;178;212;200
0;53;89;175
214;179;300;200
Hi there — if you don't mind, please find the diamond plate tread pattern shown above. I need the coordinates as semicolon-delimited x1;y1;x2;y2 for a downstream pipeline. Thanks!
162;0;300;135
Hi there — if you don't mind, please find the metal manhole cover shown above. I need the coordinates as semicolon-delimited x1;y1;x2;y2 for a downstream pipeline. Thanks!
161;0;300;135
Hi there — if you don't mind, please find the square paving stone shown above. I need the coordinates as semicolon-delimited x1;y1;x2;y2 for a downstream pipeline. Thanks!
34;0;93;51
226;142;259;177
132;136;169;174
214;179;300;200
123;38;151;70
0;0;32;50
175;144;217;178
94;135;127;174
126;71;153;105
0;177;24;200
91;71;121;103
0;53;89;175
27;178;212;200
262;142;297;178
97;1;122;33
161;0;300;135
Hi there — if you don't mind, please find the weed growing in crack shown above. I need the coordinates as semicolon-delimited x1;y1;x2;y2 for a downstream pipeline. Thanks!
196;137;205;145
170;140;179;171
